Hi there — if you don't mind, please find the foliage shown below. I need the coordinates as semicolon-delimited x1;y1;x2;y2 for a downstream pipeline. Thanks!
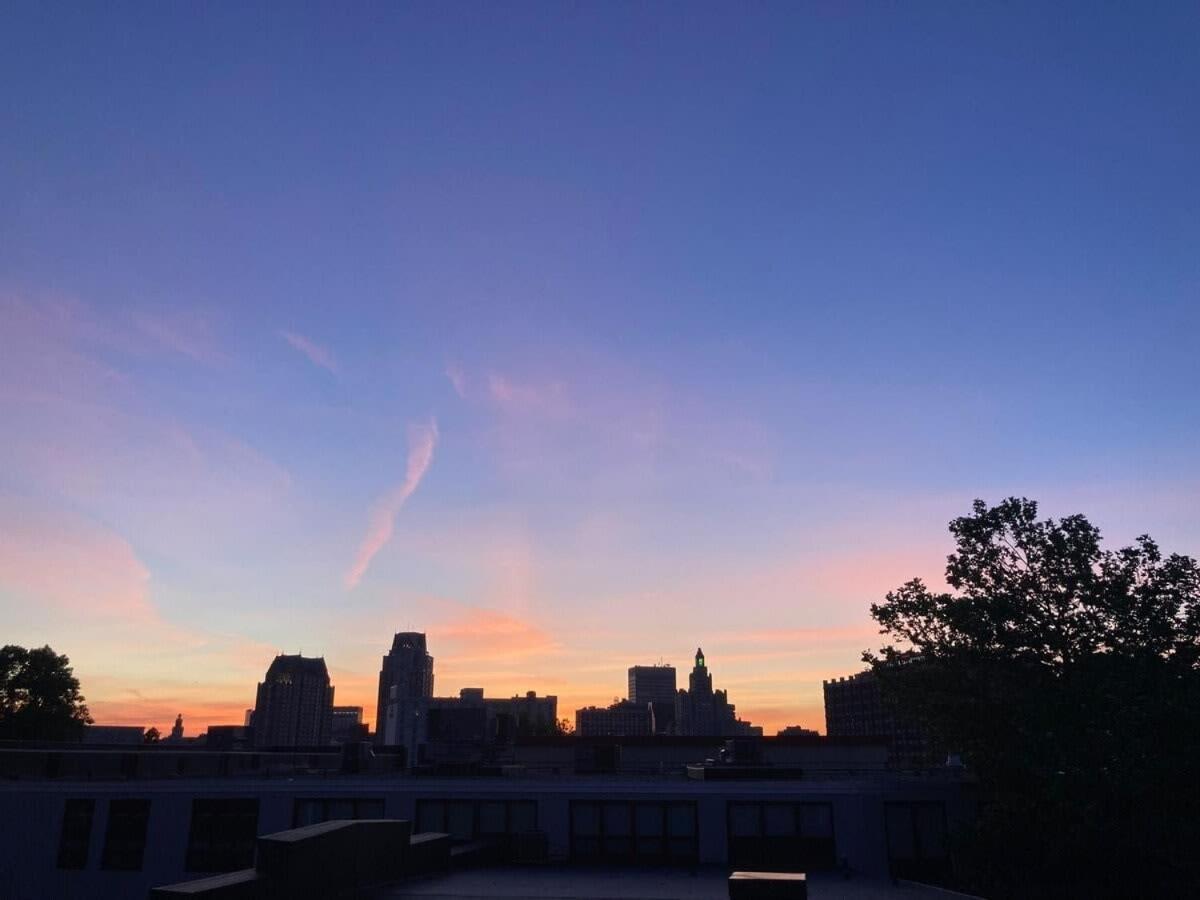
0;645;93;741
865;499;1200;898
144;726;161;743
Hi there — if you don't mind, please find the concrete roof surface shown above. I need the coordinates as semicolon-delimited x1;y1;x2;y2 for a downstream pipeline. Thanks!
370;866;960;899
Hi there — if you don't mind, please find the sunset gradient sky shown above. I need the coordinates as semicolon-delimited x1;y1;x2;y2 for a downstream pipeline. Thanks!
2;4;1198;735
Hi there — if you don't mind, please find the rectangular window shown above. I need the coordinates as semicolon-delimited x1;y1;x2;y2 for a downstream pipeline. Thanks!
186;799;259;872
57;799;95;869
101;799;151;871
570;800;697;865
726;802;836;872
885;802;948;881
292;798;385;827
415;799;539;843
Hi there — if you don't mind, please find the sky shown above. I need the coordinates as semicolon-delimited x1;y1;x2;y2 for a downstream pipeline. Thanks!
1;3;1198;736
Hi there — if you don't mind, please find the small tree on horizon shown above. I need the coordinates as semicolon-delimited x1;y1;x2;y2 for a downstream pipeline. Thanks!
865;498;1200;899
0;645;93;742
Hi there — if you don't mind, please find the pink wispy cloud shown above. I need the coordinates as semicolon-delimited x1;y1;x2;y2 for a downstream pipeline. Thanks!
345;420;439;589
486;373;571;417
281;330;338;374
0;508;154;622
132;310;224;364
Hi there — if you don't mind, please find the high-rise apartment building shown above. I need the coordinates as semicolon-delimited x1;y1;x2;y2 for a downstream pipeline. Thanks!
628;665;676;734
376;633;434;759
252;655;334;747
823;670;933;768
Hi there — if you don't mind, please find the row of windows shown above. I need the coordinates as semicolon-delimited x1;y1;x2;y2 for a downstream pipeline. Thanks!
57;797;388;873
569;801;698;864
57;794;948;875
416;799;537;841
727;802;836;871
58;799;153;871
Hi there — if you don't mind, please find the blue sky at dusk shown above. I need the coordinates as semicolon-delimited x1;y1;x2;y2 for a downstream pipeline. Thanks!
1;3;1197;732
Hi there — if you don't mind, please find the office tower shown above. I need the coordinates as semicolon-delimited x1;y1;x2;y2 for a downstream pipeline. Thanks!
628;665;676;734
252;654;334;747
674;647;748;736
376;633;434;759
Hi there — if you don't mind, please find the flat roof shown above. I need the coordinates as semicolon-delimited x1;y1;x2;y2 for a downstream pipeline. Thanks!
368;866;963;899
0;771;966;796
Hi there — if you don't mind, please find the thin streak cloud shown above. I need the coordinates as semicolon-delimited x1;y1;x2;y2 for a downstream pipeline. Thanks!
345;420;439;589
281;330;338;374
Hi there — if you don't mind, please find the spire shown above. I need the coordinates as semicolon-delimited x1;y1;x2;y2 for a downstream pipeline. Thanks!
695;647;705;669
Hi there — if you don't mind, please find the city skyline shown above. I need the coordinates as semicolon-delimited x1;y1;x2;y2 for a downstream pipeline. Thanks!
3;4;1199;738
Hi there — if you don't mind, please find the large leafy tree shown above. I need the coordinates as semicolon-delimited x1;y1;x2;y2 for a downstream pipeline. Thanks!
0;645;93;741
866;499;1200;899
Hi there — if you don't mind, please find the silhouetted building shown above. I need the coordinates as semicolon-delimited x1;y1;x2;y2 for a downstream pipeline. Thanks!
628;664;677;734
204;724;253;751
253;654;334;747
778;725;820;737
166;714;185;743
426;688;558;742
487;690;558;737
576;700;653;737
81;725;145;745
823;670;933;768
331;706;369;744
674;648;754;736
376;632;434;758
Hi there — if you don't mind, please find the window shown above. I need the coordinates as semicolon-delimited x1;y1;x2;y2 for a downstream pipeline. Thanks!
726;802;836;871
570;801;697;864
415;799;538;843
292;797;385;827
101;799;151;871
186;799;259;872
57;799;95;869
885;802;948;881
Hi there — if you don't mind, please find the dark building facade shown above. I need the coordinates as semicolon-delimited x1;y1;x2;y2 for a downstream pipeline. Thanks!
376;632;434;756
674;648;756;736
823;670;934;768
252;655;334;747
331;706;368;744
628;665;677;734
427;689;558;740
576;700;653;737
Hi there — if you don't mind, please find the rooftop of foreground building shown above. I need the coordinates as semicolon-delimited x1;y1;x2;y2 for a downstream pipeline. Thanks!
368;865;973;899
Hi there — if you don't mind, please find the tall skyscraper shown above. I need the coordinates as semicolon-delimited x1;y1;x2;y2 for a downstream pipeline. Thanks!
252;654;334;747
628;664;676;734
675;647;755;736
376;632;434;759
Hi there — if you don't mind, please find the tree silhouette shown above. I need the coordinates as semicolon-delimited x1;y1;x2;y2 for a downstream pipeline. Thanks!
866;498;1200;898
144;726;161;743
0;645;93;741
